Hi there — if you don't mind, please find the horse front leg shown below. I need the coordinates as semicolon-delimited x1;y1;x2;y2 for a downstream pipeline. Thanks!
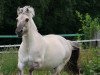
29;60;43;75
29;68;34;75
18;62;25;75
29;62;39;75
18;69;24;75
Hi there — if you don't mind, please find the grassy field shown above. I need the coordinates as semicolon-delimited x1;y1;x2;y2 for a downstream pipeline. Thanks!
0;47;100;75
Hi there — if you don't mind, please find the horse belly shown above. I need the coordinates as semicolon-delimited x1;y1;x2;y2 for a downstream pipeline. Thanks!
42;43;66;69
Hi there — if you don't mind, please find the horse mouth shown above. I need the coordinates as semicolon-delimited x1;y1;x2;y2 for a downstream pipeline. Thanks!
17;32;23;37
15;29;23;37
15;24;25;37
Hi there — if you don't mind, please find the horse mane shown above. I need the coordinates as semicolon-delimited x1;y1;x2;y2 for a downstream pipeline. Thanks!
17;6;35;18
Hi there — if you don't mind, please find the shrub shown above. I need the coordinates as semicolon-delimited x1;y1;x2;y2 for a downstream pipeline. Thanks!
76;11;100;40
79;48;100;75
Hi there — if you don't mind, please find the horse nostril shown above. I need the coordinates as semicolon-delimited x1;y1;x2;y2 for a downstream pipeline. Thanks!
21;30;23;33
18;30;23;35
15;29;23;37
15;28;23;34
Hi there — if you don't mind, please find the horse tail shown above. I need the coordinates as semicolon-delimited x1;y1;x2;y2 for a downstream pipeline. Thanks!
64;42;80;75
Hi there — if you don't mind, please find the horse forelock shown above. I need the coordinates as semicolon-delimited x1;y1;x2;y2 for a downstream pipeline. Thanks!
17;7;23;15
17;6;35;18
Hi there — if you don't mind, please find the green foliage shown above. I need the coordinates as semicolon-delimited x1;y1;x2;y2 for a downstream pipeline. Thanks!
0;0;100;36
79;48;100;75
0;0;81;35
76;11;100;39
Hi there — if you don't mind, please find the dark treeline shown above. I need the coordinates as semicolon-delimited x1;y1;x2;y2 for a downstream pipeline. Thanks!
0;0;100;35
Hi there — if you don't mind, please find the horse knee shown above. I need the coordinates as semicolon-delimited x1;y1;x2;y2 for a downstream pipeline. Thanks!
18;62;25;71
32;58;43;69
18;62;25;75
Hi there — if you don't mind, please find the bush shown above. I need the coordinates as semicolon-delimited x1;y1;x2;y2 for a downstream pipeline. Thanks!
76;11;100;39
79;48;100;75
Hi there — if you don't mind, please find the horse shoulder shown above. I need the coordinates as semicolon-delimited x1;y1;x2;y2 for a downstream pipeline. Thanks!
18;42;29;63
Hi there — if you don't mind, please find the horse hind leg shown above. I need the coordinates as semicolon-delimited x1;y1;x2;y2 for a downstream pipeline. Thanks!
52;63;65;75
52;57;71;75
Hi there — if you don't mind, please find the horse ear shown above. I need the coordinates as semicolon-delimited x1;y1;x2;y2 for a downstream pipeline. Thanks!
17;7;23;15
28;7;35;17
22;6;35;17
17;7;20;15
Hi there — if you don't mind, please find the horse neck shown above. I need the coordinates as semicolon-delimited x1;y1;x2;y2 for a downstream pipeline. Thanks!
22;18;43;44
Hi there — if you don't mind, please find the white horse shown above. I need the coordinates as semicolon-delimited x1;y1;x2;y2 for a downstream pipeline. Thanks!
15;6;78;75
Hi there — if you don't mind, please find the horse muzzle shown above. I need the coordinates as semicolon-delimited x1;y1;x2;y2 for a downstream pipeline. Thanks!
15;26;24;37
15;29;23;37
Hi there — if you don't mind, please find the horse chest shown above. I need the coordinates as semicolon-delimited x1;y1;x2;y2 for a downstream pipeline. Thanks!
22;44;44;63
20;51;41;65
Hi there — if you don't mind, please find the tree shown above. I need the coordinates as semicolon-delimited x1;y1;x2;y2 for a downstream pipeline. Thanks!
0;0;100;35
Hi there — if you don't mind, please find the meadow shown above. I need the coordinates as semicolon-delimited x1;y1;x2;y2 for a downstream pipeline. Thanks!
0;47;100;75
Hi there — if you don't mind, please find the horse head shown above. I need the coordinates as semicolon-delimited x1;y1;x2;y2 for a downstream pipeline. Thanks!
15;6;35;37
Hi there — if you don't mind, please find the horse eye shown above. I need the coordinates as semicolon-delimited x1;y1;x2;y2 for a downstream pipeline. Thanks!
25;18;29;22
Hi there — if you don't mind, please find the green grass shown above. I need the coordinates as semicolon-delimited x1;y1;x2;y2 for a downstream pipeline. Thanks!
0;47;100;75
0;48;18;75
